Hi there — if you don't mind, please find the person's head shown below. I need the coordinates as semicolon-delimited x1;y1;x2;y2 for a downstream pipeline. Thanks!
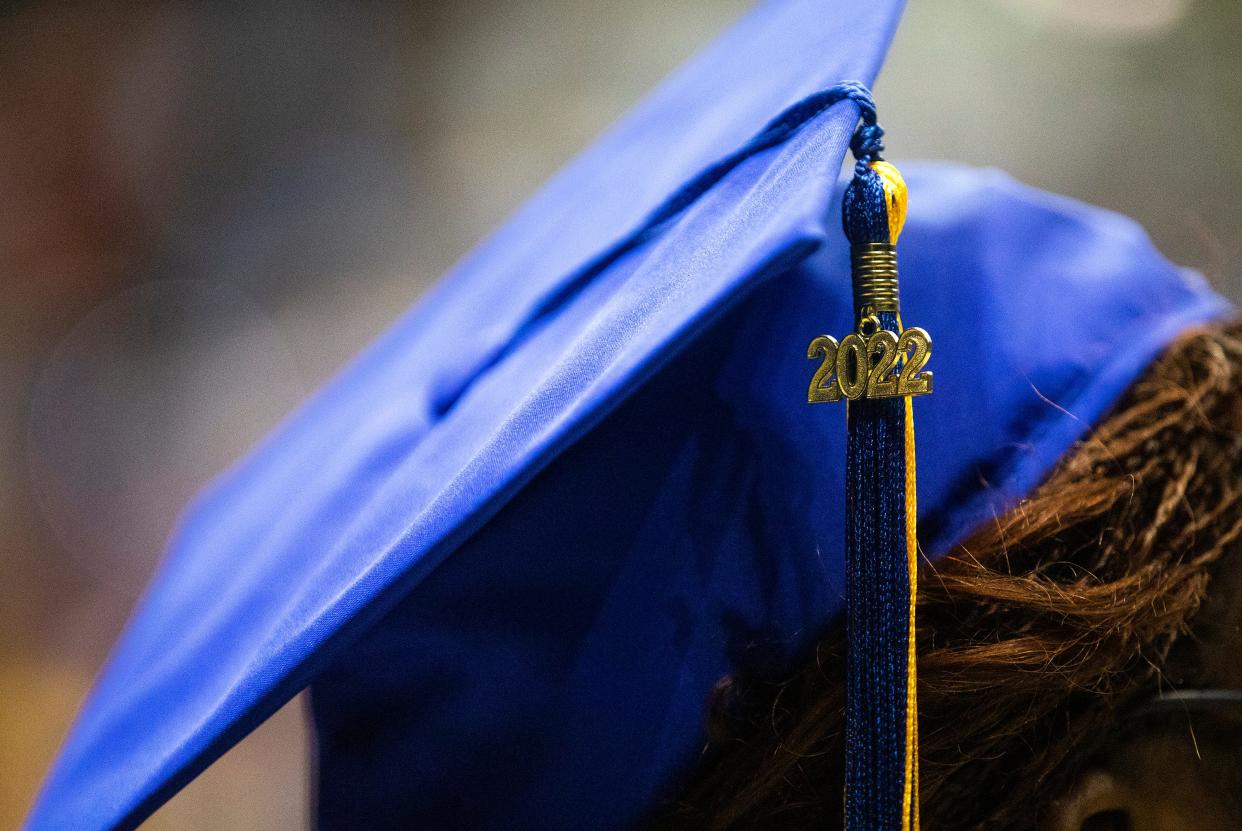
654;322;1242;831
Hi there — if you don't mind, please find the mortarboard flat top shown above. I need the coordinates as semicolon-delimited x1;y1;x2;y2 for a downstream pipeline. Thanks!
27;0;1230;828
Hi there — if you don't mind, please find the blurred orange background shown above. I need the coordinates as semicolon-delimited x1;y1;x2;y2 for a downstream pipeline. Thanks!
2;1;1238;827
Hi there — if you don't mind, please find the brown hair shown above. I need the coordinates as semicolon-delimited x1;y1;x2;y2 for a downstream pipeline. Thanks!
651;322;1242;830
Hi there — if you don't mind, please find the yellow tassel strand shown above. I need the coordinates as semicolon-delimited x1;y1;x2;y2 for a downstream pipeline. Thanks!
870;160;908;244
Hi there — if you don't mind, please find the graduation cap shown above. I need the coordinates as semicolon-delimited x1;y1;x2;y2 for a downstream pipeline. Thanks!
27;0;1230;829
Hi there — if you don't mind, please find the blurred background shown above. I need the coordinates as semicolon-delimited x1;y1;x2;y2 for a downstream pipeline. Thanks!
1;0;1238;827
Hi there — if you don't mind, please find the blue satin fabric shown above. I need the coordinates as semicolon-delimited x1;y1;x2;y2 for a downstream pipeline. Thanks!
27;0;1230;827
309;164;1228;830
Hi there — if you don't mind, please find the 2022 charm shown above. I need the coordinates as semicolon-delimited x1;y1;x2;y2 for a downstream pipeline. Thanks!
806;323;932;403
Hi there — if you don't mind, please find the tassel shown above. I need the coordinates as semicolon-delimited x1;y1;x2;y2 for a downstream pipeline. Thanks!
806;86;930;831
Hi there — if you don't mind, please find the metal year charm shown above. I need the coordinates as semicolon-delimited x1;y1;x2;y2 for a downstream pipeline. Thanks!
805;314;933;404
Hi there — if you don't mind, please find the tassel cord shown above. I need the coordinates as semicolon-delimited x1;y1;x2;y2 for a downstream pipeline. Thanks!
836;83;919;831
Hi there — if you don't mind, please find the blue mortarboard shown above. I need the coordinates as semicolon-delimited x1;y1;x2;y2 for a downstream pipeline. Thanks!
27;0;1231;829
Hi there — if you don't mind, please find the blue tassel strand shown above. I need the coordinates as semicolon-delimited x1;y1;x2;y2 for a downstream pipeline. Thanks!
840;87;918;831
